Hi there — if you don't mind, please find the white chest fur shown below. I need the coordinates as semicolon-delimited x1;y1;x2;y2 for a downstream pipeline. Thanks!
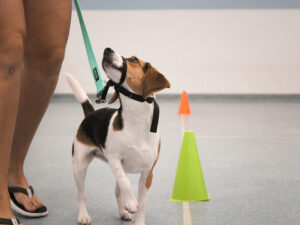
104;94;160;174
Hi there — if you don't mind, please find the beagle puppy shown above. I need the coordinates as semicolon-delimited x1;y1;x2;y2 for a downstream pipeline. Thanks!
65;47;170;225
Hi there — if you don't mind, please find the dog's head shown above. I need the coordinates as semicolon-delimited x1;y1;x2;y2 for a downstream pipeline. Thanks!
102;47;170;103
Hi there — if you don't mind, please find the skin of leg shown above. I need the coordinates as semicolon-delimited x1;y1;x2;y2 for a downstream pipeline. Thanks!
107;158;139;213
115;183;132;221
0;0;25;222
73;140;94;225
7;0;72;212
134;171;152;225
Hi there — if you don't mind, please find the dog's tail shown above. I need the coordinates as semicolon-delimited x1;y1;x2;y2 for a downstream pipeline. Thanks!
65;73;95;117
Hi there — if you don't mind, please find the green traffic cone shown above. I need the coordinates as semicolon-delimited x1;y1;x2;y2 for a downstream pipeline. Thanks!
170;131;210;202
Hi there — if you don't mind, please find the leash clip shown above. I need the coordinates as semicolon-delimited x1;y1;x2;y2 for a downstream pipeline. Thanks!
96;97;106;104
95;91;106;104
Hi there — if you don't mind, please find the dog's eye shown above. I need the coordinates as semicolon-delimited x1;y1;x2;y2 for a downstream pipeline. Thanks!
128;57;139;63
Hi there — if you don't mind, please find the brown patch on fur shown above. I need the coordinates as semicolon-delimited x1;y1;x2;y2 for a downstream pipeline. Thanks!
146;141;161;189
146;172;153;189
112;95;124;131
109;91;119;104
125;58;145;95
113;109;123;131
143;66;170;98
125;57;170;98
76;125;97;147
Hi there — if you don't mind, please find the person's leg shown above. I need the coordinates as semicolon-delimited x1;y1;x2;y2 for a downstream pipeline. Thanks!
0;0;25;222
7;0;72;211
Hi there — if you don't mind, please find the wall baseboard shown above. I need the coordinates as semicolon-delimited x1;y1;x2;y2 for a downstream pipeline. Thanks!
52;94;300;103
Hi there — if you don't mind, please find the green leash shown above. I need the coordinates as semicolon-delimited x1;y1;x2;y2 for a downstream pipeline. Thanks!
73;0;105;102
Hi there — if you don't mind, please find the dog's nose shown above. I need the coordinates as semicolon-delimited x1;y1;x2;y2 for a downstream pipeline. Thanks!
104;47;113;55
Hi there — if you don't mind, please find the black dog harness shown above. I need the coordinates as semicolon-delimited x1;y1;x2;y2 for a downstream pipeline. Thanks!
96;57;159;133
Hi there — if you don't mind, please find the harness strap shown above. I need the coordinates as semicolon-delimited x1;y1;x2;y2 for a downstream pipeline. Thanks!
150;100;160;133
119;56;127;84
96;57;127;104
116;85;160;133
97;57;159;133
99;82;159;133
115;85;148;103
96;80;114;103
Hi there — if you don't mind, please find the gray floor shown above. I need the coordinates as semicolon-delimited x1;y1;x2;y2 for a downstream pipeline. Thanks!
20;96;300;225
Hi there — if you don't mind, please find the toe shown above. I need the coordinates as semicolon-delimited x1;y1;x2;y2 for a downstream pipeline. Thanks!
24;201;36;211
14;193;35;211
120;209;132;221
14;193;41;211
78;213;92;225
32;195;43;208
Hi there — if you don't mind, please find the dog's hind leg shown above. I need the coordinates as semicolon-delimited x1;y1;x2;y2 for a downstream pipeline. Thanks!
72;139;95;225
115;182;132;221
107;159;139;214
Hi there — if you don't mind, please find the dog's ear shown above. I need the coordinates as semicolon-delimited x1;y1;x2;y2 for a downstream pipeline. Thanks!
108;91;119;104
143;64;170;98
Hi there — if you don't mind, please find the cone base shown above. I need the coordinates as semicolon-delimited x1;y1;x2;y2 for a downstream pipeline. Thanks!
170;194;210;202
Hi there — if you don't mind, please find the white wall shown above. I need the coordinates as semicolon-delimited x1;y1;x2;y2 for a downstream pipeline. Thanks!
56;9;300;94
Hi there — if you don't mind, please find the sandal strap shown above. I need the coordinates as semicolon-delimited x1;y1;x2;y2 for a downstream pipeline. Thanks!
0;218;20;225
8;186;34;200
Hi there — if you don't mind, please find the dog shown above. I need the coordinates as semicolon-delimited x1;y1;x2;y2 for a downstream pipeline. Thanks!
65;47;170;225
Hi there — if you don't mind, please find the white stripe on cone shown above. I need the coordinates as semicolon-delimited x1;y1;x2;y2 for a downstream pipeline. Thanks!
180;115;192;225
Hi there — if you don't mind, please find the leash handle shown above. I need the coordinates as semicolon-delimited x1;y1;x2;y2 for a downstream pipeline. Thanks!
73;0;105;100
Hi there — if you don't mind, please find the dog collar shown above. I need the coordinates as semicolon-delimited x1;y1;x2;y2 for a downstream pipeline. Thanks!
96;57;159;133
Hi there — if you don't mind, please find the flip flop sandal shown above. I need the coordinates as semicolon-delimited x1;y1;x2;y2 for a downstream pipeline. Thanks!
0;218;20;225
8;186;48;218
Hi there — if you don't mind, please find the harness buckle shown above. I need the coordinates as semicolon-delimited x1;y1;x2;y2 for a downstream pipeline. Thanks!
96;93;103;104
146;98;154;103
96;97;106;104
96;88;108;104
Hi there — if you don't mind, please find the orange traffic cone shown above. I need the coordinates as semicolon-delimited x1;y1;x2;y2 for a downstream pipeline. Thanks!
178;91;191;115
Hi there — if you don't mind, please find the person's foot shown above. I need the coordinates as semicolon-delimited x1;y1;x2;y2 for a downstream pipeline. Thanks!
7;171;43;212
0;218;23;225
0;221;23;225
0;189;23;225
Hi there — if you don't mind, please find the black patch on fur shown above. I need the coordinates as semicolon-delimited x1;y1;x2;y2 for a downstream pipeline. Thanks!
142;63;149;73
79;107;117;148
72;142;74;156
81;100;95;117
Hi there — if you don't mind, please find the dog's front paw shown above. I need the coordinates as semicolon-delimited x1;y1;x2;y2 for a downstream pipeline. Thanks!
123;193;139;214
120;209;133;221
77;212;92;225
133;220;145;225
